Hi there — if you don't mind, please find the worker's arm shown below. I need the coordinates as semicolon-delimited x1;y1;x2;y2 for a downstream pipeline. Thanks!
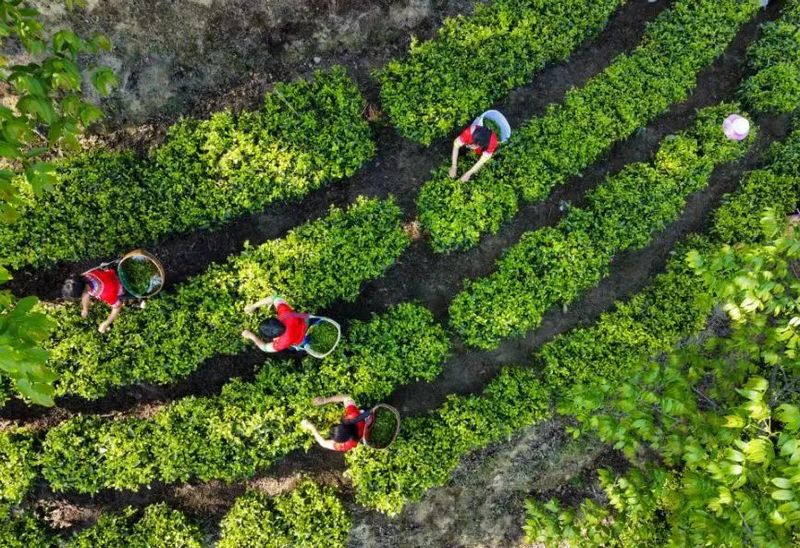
80;292;92;318
448;137;464;178
459;152;492;182
241;330;277;353
312;395;355;407
98;305;122;333
244;295;278;314
300;420;337;450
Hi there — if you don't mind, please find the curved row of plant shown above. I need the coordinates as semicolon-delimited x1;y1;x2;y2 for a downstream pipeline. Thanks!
0;479;348;548
377;0;626;145
31;303;449;496
344;121;800;515
739;2;800;114
417;0;760;252
43;196;408;400
449;103;751;349
0;67;375;269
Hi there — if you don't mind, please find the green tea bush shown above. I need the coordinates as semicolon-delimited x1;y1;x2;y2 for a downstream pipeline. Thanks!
0;67;375;269
0;429;37;505
218;480;350;548
346;118;800;517
417;0;760;252
713;126;800;243
450;104;750;349
45;197;409;399
0;509;53;548
378;0;625;145
740;3;800;113
41;303;449;494
346;367;549;515
66;504;202;548
534;239;712;394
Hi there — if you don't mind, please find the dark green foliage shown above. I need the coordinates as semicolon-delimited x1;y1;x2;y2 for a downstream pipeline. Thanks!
378;0;624;144
45;197;409;399
418;0;760;252
217;480;350;548
0;68;375;269
66;504;203;548
740;3;800;113
450;104;750;348
525;468;673;547
0;508;53;548
41;303;449;494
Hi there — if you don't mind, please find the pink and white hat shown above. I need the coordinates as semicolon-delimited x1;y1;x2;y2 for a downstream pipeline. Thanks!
723;114;751;141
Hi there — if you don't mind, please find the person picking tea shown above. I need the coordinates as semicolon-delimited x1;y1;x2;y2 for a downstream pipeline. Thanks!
242;295;320;353
62;267;127;333
300;395;372;452
448;122;499;182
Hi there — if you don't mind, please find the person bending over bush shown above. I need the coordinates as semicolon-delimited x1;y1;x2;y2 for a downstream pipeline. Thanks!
62;267;133;333
300;394;372;452
242;295;321;353
448;123;498;182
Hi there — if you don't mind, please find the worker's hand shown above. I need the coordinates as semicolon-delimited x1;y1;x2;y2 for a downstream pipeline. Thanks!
244;304;255;314
98;322;110;334
242;329;254;340
81;308;89;318
300;419;313;432
312;396;326;406
459;172;472;182
448;165;458;179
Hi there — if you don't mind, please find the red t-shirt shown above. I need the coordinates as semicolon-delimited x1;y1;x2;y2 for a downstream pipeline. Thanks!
271;302;309;351
459;124;499;156
333;404;367;452
84;268;123;308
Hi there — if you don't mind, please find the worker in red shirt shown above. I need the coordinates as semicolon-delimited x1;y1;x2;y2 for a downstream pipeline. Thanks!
241;295;317;353
300;394;371;452
62;267;127;333
448;123;499;182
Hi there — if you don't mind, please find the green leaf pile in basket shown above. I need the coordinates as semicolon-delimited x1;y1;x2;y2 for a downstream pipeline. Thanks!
366;407;399;448
307;321;339;354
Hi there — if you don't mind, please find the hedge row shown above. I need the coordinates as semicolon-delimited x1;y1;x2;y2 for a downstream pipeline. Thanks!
218;480;350;548
41;303;449;494
740;1;800;113
0;67;375;269
45;196;409;400
417;0;760;252
0;479;347;547
0;505;202;548
449;104;751;349
66;504;202;548
377;0;625;145
346;121;800;516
